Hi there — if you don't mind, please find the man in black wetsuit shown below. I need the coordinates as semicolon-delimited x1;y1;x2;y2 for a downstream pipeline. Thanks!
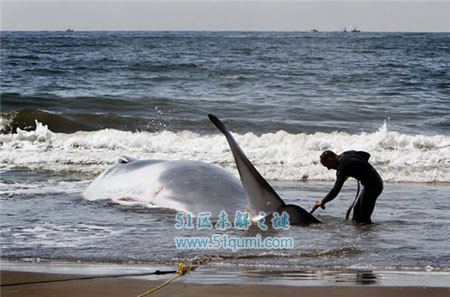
313;150;383;224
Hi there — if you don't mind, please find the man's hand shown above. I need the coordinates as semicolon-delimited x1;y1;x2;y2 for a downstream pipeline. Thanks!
310;200;326;214
315;200;326;208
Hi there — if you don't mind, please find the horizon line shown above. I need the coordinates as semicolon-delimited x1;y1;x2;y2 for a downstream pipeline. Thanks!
2;29;449;33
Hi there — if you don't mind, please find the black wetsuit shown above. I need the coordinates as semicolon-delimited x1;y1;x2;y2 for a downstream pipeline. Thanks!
322;151;383;223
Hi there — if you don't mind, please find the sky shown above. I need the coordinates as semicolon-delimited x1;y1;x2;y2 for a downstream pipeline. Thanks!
1;1;449;32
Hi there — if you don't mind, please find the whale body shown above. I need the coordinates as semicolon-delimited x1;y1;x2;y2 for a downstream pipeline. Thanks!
83;157;248;216
84;115;320;224
83;157;247;216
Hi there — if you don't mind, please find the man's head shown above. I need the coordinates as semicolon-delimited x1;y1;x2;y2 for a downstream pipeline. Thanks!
320;150;338;170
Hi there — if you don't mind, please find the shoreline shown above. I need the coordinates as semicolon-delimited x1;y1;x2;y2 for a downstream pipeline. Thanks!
2;270;449;297
2;260;449;288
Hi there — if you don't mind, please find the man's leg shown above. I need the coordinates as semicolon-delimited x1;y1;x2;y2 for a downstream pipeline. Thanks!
352;187;379;224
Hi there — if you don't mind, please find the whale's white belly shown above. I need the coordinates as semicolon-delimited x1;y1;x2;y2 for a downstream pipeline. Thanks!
83;159;247;216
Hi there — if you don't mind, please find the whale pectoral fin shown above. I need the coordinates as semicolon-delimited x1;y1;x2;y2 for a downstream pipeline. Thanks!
119;156;138;164
279;205;321;224
208;114;285;215
209;114;320;225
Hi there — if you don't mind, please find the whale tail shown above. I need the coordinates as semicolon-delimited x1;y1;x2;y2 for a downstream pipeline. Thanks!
208;114;320;225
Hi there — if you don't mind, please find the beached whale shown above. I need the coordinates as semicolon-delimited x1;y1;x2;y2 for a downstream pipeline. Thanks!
83;156;248;216
83;115;320;224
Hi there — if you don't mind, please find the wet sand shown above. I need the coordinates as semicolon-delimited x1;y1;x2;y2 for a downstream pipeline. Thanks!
2;270;449;297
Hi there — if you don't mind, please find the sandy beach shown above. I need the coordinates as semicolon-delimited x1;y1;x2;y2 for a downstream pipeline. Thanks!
2;270;449;297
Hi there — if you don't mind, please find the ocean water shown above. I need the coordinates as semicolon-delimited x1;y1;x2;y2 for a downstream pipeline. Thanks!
1;31;449;274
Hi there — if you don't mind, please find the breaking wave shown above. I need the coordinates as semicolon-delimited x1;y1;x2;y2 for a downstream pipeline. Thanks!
1;120;449;183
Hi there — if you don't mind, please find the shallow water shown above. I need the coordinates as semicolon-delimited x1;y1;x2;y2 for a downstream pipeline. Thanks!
1;166;449;272
2;261;450;287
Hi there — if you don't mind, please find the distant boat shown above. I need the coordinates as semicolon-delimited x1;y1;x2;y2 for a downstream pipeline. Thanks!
66;28;74;32
343;26;360;33
311;29;319;32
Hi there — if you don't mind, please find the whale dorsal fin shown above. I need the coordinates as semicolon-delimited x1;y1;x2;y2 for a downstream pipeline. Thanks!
119;156;137;164
209;114;286;220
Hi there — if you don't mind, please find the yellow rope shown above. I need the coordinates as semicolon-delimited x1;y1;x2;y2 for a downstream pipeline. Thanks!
137;263;193;297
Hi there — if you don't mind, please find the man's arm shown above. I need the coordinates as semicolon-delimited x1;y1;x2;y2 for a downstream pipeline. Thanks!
322;173;347;204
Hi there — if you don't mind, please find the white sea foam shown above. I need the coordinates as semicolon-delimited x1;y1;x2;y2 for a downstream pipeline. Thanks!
7;222;124;248
0;116;10;132
0;180;89;197
13;120;54;142
1;121;449;183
